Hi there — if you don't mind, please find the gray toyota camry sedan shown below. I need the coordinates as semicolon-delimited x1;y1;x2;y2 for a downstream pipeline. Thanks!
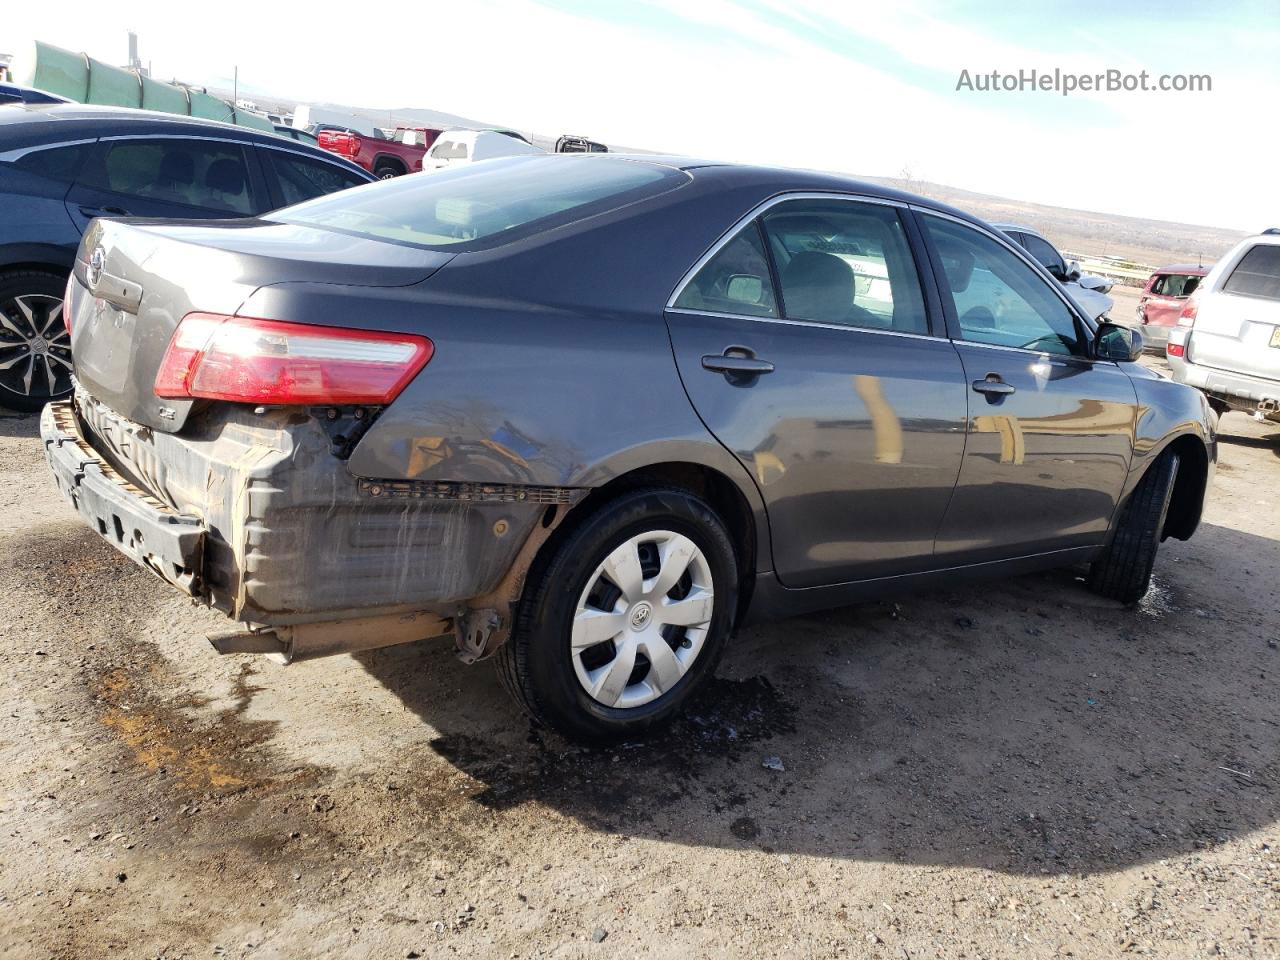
43;154;1216;742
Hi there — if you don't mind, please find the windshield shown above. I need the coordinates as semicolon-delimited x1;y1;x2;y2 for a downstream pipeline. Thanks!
270;155;683;249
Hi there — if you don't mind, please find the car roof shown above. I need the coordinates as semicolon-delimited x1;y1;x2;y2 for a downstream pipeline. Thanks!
1154;263;1209;276
0;102;372;177
604;155;988;228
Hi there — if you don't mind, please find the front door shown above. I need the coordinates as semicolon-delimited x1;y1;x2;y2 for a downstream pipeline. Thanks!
919;213;1137;563
666;197;968;588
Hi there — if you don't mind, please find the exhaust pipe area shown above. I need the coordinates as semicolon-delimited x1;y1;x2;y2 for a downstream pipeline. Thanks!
207;610;454;664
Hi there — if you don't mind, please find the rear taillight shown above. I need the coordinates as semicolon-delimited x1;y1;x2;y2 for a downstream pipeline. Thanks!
1166;342;1185;358
1177;293;1199;327
319;131;358;159
154;313;432;406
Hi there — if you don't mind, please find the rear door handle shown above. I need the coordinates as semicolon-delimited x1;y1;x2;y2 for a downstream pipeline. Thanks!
701;347;775;384
972;375;1015;400
79;205;130;218
702;355;775;375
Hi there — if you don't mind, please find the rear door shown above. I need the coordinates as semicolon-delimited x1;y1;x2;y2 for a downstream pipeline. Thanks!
666;195;968;588
919;212;1137;562
1192;241;1280;382
65;137;268;229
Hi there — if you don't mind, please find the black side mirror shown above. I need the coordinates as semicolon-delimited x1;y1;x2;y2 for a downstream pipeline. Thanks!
1066;260;1082;282
1095;322;1143;362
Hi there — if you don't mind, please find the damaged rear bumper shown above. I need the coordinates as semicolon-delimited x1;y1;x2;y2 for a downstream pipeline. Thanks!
42;394;583;656
42;401;205;595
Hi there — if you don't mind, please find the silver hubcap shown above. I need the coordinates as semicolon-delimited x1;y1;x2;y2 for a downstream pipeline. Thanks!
0;294;72;399
571;530;715;709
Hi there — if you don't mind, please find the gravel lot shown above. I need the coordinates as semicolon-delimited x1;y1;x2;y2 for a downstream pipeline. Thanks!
1;372;1277;959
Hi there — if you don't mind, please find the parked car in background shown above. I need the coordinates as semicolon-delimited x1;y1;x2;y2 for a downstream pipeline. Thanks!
1135;263;1208;352
291;104;381;138
0;103;375;411
43;156;1213;742
0;82;70;105
995;223;1114;321
317;127;441;178
273;124;319;146
421;129;545;171
556;134;608;153
1167;231;1280;423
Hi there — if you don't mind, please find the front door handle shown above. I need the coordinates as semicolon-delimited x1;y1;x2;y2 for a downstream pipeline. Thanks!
972;374;1016;401
79;205;130;218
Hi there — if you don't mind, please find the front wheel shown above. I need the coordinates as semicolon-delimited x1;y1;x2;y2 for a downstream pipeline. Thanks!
1087;452;1179;604
496;488;738;743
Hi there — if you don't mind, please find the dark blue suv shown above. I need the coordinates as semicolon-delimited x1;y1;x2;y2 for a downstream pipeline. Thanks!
0;103;375;411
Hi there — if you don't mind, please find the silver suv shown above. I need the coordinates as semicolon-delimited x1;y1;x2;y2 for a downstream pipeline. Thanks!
1167;231;1280;423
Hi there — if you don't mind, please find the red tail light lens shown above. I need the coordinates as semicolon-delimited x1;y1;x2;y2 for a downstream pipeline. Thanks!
1166;342;1185;358
154;313;432;405
1177;293;1199;327
318;131;358;158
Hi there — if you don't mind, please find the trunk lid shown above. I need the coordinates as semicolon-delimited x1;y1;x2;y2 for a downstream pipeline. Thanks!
70;217;451;432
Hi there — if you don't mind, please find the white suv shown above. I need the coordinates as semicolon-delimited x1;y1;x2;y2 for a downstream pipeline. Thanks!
1167;230;1280;423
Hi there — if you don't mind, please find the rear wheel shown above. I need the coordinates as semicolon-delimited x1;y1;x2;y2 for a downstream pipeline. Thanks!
1088;451;1180;604
496;488;738;743
373;163;402;179
0;270;73;413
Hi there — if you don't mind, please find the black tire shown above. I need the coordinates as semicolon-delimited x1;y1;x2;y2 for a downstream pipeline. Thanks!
1088;452;1180;604
0;269;73;413
496;488;739;744
373;164;402;180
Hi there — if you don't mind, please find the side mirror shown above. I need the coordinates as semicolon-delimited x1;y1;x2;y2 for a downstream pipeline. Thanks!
1066;260;1082;283
1095;322;1143;362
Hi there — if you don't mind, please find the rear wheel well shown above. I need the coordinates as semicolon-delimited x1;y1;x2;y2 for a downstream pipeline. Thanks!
1161;434;1209;541
372;155;407;176
0;263;69;282
532;462;758;627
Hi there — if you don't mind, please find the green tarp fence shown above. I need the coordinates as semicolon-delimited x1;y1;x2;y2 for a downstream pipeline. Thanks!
10;40;275;132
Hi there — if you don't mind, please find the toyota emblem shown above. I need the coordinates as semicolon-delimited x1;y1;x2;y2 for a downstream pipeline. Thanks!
88;246;106;289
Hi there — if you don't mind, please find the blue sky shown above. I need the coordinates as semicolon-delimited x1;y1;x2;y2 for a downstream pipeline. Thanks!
7;0;1278;228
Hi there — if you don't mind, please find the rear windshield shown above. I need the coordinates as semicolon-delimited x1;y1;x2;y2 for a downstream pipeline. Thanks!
1150;273;1201;298
1222;244;1280;302
270;155;683;250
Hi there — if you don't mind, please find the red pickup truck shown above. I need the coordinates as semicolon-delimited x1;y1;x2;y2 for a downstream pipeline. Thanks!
317;127;443;179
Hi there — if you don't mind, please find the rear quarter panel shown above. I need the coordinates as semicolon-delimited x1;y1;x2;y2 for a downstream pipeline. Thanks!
253;174;789;573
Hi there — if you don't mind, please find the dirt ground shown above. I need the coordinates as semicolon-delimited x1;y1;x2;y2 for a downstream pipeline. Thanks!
1;367;1277;960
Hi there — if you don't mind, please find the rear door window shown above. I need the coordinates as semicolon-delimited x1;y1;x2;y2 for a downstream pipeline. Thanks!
78;139;257;214
761;199;928;333
672;222;778;318
263;149;370;207
1222;244;1280;302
